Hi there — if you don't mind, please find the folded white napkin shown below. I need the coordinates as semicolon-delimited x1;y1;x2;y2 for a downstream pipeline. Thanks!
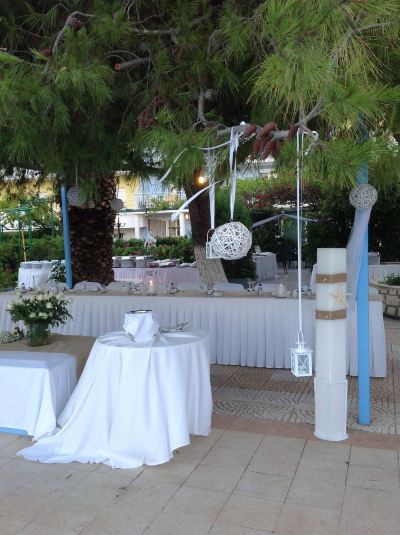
73;281;101;291
123;311;159;343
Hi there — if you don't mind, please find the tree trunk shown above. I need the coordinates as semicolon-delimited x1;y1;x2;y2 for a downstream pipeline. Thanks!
69;175;116;284
184;174;227;285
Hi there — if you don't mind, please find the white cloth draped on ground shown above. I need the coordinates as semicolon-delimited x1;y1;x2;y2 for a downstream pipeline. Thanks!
18;268;51;289
18;329;212;469
252;254;278;281
369;264;400;282
0;352;76;440
0;292;386;376
113;266;200;284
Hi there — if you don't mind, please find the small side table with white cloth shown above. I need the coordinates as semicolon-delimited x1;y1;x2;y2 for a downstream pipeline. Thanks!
18;329;212;469
252;253;278;281
18;268;51;289
0;351;76;440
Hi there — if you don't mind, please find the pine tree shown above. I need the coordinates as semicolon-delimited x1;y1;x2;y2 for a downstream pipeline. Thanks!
0;1;399;283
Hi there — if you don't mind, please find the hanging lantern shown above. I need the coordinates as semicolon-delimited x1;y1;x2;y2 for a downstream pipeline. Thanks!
210;222;252;260
67;186;85;207
110;197;124;212
206;229;220;259
290;342;313;377
349;184;377;210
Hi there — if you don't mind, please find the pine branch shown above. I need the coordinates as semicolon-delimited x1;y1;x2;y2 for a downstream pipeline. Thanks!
114;57;150;71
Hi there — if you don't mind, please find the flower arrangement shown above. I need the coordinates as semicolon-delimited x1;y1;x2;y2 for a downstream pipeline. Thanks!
7;292;72;346
0;327;24;344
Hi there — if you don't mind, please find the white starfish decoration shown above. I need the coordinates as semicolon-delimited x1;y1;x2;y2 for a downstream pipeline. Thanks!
329;286;350;307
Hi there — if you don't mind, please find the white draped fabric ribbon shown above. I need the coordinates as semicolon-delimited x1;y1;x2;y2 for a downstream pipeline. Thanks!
347;207;372;308
229;130;240;221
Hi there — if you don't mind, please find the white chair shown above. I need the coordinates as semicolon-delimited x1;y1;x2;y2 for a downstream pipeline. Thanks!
177;282;203;291
213;282;245;292
73;281;101;291
107;281;125;291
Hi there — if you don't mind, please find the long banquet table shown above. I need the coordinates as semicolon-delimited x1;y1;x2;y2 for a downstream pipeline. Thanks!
113;266;200;284
0;291;386;376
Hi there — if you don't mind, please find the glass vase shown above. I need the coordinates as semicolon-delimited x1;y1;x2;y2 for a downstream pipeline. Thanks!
26;322;50;347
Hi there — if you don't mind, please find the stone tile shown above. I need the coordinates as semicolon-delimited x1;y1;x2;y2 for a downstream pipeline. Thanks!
348;430;398;450
112;479;179;510
338;510;400;535
216;430;263;452
172;442;213;465
217;494;281;532
211;414;238;430
347;464;400;493
234;470;292;502
0;459;46;486
0;433;21;447
274;503;340;535
342;486;400;522
184;464;243;493
0;486;55;522
24;464;88;494
144;512;212;535
200;445;254;470
209;522;272;535
140;461;196;486
0;515;30;534
258;435;305;456
248;451;300;479
68;470;137;507
0;436;32;456
82;504;159;535
302;440;350;462
164;486;228;522
33;493;101;532
349;445;398;470
295;457;348;486
286;474;345;512
19;524;77;535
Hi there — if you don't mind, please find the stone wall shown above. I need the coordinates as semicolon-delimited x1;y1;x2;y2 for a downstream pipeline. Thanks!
370;282;400;318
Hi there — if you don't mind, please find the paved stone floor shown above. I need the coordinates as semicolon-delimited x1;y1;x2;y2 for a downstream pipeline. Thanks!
0;419;399;535
0;268;398;534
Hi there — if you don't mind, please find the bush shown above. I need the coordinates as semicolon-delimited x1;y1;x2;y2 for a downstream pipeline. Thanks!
0;268;17;290
383;274;400;286
112;236;195;262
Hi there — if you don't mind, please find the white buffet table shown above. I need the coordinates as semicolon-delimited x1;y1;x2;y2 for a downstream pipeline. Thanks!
113;266;200;285
18;268;51;289
18;329;212;468
253;253;278;281
0;351;76;440
0;292;386;376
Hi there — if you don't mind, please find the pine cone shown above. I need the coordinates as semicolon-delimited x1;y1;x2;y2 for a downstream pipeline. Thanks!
243;124;257;138
40;48;52;57
271;141;282;159
257;122;277;139
262;139;274;159
288;124;298;141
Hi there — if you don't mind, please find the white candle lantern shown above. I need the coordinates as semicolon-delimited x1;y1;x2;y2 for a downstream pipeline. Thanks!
291;342;313;377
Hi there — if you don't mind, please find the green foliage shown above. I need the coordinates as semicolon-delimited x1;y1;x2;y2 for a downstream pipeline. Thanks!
113;236;194;263
383;274;400;286
49;260;66;283
7;293;71;327
0;268;17;290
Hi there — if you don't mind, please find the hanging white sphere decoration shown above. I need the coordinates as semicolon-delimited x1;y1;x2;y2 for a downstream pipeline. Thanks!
67;186;85;207
210;221;252;260
349;184;378;210
110;197;124;212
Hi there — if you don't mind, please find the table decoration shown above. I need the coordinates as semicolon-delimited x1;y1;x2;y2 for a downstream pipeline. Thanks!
0;327;24;344
6;292;71;346
123;310;159;343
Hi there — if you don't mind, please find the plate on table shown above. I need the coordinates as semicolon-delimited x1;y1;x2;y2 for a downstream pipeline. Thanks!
159;322;189;333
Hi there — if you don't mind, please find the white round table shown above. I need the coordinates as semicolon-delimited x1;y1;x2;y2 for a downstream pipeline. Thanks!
18;329;212;469
18;268;51;289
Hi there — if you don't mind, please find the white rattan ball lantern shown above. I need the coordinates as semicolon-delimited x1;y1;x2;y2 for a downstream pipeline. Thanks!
349;184;378;210
110;197;124;212
67;186;85;207
210;221;252;260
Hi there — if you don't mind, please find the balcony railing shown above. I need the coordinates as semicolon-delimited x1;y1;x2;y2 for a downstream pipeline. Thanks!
131;191;186;210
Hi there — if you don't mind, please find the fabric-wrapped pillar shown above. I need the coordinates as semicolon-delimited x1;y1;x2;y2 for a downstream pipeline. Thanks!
314;248;348;441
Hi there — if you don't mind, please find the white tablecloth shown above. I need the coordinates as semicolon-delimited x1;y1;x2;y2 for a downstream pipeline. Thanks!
368;264;400;282
0;352;76;440
253;254;278;281
18;268;51;289
113;267;200;285
0;293;385;376
18;329;212;469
